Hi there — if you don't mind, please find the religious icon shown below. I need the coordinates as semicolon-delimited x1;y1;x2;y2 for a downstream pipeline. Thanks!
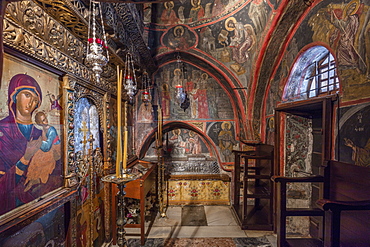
0;73;62;214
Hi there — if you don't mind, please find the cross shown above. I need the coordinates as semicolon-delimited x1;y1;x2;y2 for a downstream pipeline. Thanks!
80;121;89;152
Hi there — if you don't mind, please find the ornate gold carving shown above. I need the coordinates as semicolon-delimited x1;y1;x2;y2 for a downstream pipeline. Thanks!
75;150;89;181
63;75;78;188
4;2;115;92
5;1;85;63
103;93;112;168
34;0;89;39
92;148;104;177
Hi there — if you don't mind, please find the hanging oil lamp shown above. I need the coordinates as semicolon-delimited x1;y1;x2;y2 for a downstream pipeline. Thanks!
86;0;109;82
124;52;137;103
175;54;186;105
141;70;151;106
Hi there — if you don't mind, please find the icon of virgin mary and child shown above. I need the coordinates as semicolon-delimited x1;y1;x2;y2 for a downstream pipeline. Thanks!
0;74;62;215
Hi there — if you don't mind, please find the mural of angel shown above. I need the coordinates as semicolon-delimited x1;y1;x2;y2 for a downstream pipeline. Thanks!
327;0;362;69
248;0;269;34
309;0;363;70
358;8;370;76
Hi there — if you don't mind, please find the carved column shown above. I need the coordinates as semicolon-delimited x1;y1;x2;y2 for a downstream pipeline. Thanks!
103;92;112;242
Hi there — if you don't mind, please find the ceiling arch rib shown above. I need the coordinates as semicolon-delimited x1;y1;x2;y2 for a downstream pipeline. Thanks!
248;0;312;140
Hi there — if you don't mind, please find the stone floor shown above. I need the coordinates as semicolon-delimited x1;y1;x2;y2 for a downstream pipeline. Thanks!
119;205;277;246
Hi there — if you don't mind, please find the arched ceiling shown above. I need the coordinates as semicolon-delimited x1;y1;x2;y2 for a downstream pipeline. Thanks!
147;0;315;140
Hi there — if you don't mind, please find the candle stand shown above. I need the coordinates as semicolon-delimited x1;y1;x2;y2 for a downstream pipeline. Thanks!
102;172;139;247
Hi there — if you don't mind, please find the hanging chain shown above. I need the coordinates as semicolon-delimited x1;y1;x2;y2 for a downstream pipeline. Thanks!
98;1;109;61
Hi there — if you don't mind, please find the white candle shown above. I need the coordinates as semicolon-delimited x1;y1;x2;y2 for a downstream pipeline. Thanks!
123;128;128;171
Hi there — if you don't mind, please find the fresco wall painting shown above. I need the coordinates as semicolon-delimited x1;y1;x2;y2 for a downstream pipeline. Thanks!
148;0;276;91
284;114;313;237
337;102;370;167
138;61;237;169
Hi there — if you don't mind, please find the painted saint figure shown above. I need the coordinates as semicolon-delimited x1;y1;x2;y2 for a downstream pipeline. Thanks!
138;98;153;123
169;26;190;50
0;74;43;214
46;91;62;111
161;84;171;119
172;68;183;89
225;17;255;75
169;129;186;156
192;73;210;119
161;1;179;24
344;137;370;167
218;121;237;162
189;0;205;22
188;131;201;154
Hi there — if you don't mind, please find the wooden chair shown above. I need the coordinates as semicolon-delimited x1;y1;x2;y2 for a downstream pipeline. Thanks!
317;199;370;247
272;175;326;247
318;160;370;247
273;160;370;247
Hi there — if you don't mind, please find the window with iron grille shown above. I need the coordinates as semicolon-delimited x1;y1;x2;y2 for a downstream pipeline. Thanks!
306;52;340;98
283;46;340;102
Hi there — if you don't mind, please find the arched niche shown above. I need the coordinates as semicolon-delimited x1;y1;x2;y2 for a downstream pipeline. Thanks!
138;121;231;172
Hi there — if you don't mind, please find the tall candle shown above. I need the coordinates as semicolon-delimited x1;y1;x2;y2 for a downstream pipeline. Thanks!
116;66;123;177
158;105;162;144
123;127;128;171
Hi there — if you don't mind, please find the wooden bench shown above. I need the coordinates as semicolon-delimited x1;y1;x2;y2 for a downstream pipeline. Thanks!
272;160;370;247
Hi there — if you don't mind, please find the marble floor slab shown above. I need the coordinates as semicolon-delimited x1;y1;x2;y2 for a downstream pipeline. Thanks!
124;205;277;246
181;205;207;226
